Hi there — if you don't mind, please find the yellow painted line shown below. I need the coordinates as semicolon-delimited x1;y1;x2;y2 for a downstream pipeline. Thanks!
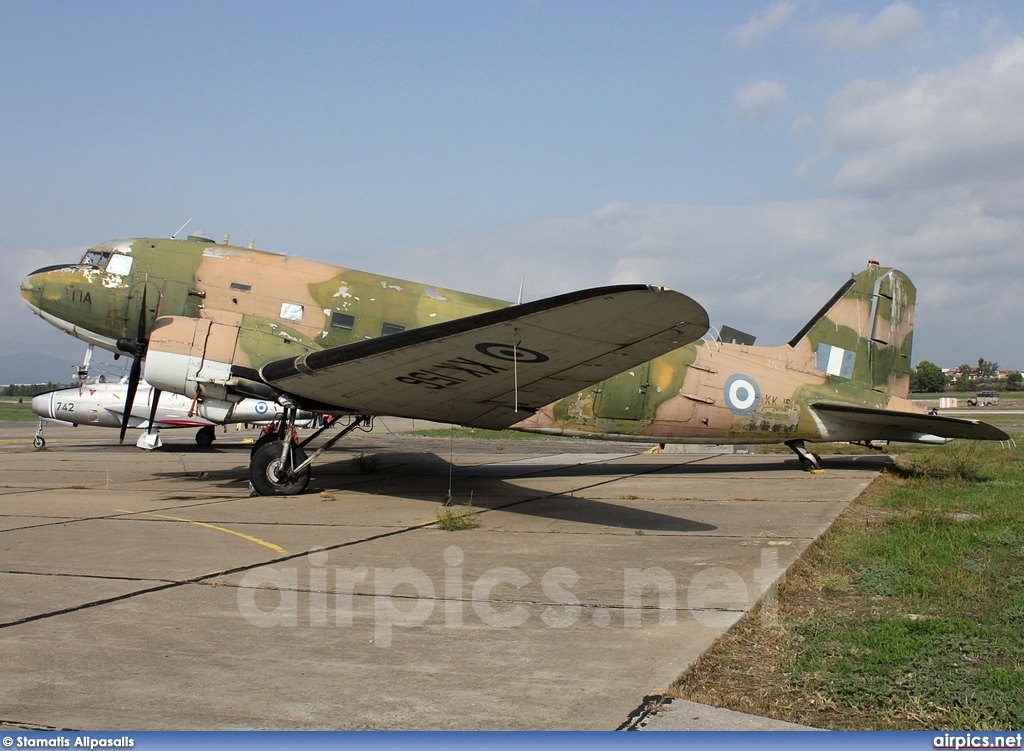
117;509;287;553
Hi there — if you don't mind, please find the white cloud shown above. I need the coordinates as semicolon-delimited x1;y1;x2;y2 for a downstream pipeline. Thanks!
370;194;1021;364
816;1;925;52
828;37;1024;194
735;80;790;121
727;1;799;48
790;114;814;137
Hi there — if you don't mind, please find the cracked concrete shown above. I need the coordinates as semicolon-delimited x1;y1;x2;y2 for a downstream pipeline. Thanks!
0;422;881;729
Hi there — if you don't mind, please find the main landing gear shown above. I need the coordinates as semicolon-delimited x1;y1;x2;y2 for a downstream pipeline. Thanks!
786;439;823;472
248;411;372;496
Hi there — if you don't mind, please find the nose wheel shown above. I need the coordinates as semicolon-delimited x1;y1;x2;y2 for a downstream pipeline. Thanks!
33;420;46;449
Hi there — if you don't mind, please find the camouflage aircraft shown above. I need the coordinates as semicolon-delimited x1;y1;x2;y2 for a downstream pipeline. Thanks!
21;235;1008;495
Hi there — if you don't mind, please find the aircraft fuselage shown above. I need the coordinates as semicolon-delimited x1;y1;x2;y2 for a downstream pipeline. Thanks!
21;237;968;448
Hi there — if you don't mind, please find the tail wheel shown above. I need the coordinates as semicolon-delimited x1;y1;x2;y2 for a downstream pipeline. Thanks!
250;440;311;496
195;426;216;446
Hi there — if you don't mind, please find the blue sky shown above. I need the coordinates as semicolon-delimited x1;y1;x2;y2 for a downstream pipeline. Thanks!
3;0;1023;375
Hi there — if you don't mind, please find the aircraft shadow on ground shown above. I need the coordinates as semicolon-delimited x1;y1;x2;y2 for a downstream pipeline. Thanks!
148;447;890;533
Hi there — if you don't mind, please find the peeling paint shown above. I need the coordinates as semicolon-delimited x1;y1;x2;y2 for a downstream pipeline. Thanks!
423;286;448;302
202;247;237;259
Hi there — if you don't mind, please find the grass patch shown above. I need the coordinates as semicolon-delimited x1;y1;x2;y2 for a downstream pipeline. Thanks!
435;500;480;531
669;439;1024;730
888;442;992;482
0;401;39;422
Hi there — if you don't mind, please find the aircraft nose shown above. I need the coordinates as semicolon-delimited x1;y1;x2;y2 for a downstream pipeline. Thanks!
21;265;65;312
30;391;52;419
21;264;77;314
20;271;43;311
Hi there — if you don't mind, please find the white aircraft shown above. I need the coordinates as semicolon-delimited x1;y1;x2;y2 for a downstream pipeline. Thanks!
32;378;313;449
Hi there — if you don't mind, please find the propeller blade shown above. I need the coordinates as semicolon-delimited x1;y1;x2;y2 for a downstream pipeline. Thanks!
137;283;149;342
119;353;143;445
146;387;162;432
119;285;150;445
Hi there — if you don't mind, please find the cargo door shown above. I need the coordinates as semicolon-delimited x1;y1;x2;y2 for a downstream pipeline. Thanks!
593;362;651;420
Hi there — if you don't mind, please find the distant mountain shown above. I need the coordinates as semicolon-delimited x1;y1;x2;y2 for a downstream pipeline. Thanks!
0;352;80;385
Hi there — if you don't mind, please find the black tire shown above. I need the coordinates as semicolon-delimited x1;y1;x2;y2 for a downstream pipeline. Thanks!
33;436;45;449
195;426;216;446
249;440;311;496
250;431;279;457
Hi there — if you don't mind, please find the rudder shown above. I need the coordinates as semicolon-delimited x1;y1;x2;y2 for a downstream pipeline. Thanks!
788;263;916;398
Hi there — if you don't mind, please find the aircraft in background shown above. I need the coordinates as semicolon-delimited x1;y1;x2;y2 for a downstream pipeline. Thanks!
21;235;1008;495
31;376;314;449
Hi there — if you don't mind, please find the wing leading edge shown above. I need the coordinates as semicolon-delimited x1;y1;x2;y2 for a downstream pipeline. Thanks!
811;402;1010;442
261;284;709;429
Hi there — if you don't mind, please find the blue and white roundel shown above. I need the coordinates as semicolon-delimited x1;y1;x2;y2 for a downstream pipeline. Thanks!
723;374;761;415
255;401;269;415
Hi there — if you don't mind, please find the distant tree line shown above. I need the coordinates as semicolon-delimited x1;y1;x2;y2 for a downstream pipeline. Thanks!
910;358;1023;393
2;382;76;397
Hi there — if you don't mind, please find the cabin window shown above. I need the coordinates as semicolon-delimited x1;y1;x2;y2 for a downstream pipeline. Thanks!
330;312;355;330
230;282;252;292
381;322;405;336
106;254;133;276
280;302;304;322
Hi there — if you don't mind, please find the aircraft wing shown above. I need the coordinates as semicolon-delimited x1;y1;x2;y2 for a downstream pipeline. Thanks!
811;402;1010;442
260;284;708;429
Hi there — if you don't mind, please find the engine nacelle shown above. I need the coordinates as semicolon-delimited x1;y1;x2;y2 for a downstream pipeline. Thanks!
145;316;242;404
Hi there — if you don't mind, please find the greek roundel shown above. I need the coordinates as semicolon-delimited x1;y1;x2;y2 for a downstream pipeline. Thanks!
723;374;761;415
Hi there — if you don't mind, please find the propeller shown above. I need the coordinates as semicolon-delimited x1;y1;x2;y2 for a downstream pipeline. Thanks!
144;384;163;441
115;284;160;445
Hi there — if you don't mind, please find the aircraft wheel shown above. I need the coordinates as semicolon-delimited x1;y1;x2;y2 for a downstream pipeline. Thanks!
195;426;216;447
250;432;278;457
250;440;310;496
33;436;45;449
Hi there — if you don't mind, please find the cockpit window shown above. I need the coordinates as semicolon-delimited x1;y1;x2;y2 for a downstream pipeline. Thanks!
81;250;111;267
106;254;133;276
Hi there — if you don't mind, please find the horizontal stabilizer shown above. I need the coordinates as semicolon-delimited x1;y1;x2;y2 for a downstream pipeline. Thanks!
811;402;1010;442
261;285;709;429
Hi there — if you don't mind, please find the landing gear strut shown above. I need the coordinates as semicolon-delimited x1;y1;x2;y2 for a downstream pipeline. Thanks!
247;412;372;496
33;420;45;449
786;439;822;472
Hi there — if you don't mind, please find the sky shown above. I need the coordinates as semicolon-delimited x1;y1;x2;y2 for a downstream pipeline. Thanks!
2;0;1023;377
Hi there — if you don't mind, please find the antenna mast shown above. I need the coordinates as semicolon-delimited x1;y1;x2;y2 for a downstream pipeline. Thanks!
171;218;192;239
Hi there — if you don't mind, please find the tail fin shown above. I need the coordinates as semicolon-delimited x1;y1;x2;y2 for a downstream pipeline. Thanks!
788;263;916;398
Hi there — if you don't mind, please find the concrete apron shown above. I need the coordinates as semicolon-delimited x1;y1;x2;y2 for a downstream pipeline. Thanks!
0;425;882;729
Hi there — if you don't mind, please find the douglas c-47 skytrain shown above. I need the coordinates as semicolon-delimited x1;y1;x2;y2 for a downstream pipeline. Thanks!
20;234;1008;495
